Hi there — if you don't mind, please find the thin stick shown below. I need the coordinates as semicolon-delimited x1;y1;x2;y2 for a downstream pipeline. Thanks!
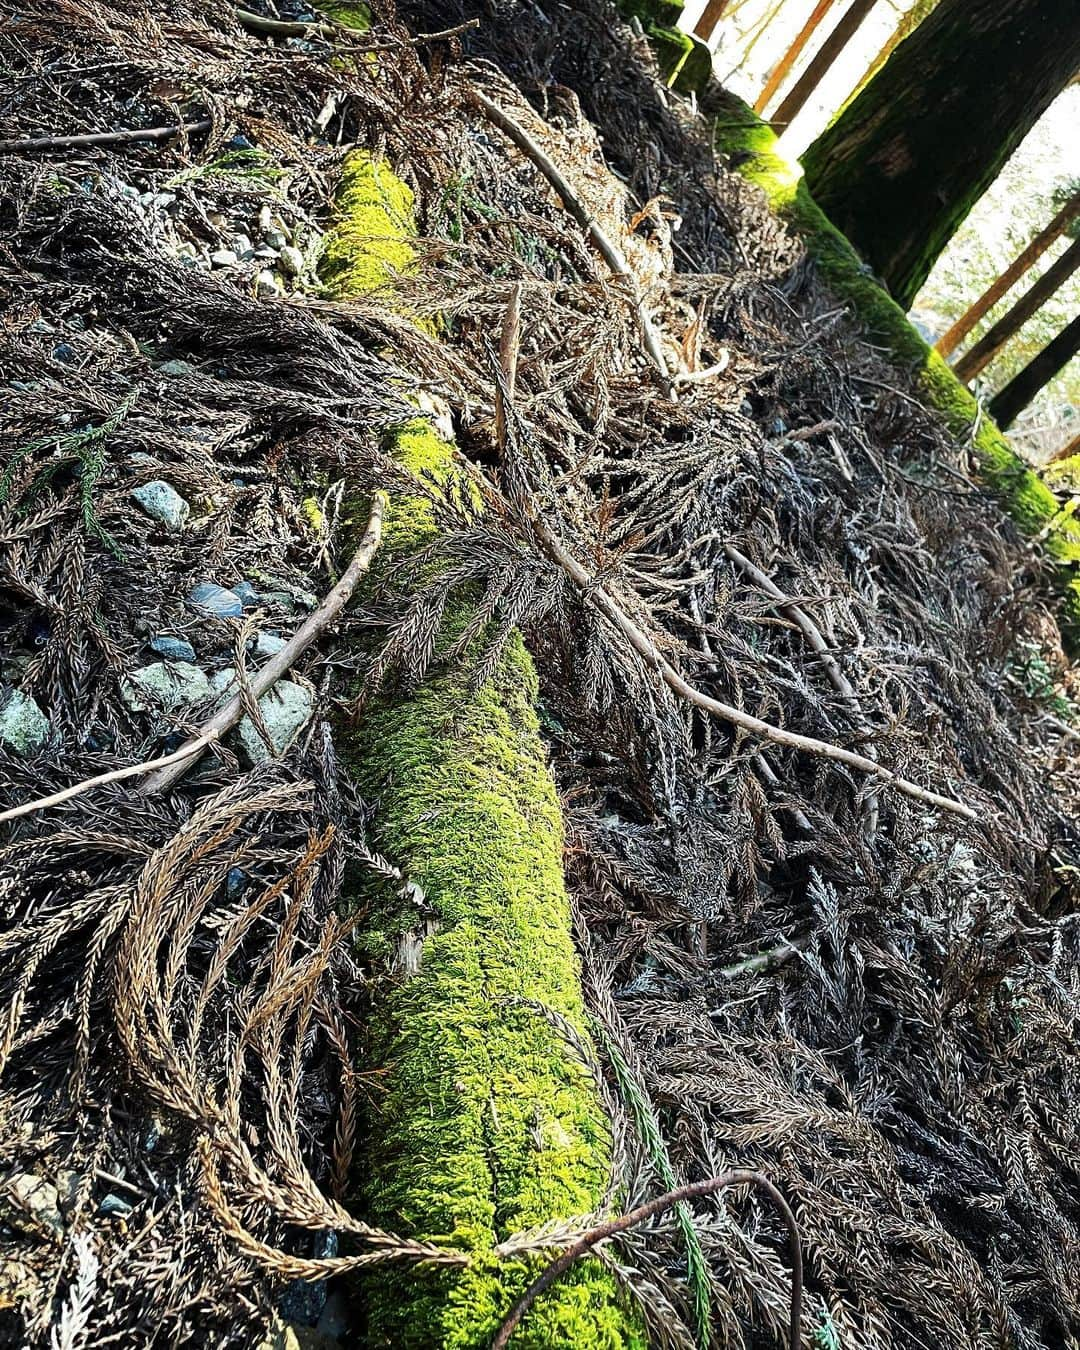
723;542;879;835
141;494;385;795
491;1170;803;1350
0;730;220;825
235;8;478;45
0;120;212;155
494;282;523;452
469;88;673;398
532;514;975;820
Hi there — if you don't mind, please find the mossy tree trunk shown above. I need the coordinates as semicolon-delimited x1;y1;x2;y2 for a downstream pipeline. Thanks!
801;0;1080;309
988;312;1080;430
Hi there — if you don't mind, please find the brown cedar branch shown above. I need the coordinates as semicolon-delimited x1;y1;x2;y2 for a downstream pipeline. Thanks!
0;730;220;825
141;493;385;795
470;87;674;398
490;1171;803;1349
0;120;212;154
494;288;972;820
723;542;879;836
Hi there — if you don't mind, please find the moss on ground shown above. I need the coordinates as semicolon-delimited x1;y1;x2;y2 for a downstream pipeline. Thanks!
323;154;641;1348
705;88;1080;645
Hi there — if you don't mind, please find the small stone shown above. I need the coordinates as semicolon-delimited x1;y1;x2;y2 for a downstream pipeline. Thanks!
258;204;273;233
174;242;198;261
254;245;279;261
99;1194;133;1218
27;317;55;334
160;358;197;377
251;631;287;658
263;229;288;250
228;134;254;151
279;1231;335;1325
152;191;177;209
233;580;259;607
237;681;313;764
277;245;304;277
52;342;77;364
121;662;211;714
257;269;283;298
0;689;51;755
131;479;190;531
226;867;249;899
210;249;239;269
230;232;254;257
210;668;238;699
2;1174;63;1240
149;634;196;663
188;582;244;618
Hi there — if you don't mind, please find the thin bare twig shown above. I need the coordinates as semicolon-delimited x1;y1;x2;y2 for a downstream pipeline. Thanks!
141;494;385;795
470;87;674;398
0;120;212;154
234;8;478;46
490;1170;803;1349
0;730;220;824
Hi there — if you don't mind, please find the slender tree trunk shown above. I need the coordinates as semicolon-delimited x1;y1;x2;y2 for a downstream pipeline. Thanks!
771;0;879;131
988;313;1080;430
801;0;1080;309
937;189;1080;358
693;0;729;42
954;235;1080;383
753;0;839;115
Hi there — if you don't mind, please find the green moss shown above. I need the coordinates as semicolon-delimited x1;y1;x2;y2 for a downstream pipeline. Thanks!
322;155;641;1347
708;88;1080;647
316;0;371;29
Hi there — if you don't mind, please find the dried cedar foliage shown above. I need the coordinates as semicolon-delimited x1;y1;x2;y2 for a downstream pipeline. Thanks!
3;0;1080;1346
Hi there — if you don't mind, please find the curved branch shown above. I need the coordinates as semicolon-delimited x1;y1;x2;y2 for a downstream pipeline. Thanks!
491;1170;803;1349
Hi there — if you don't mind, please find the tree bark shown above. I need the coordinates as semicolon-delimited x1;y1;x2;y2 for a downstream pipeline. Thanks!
693;0;729;42
801;0;1080;309
770;0;879;131
937;188;1080;358
954;234;1080;384
753;0;839;115
846;0;940;104
988;313;1080;430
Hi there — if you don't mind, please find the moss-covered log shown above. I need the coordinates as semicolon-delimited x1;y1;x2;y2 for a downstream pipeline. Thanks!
801;0;1080;309
322;154;641;1348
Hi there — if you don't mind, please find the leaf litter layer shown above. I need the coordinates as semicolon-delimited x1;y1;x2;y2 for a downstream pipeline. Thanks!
2;0;1080;1346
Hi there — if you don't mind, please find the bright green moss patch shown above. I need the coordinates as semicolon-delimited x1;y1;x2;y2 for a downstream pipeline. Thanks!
707;88;1080;646
323;155;641;1347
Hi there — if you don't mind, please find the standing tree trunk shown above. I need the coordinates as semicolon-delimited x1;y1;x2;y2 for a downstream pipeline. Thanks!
753;0;839;115
988;313;1080;429
801;0;1080;309
693;0;729;42
954;234;1080;383
937;189;1080;358
770;0;879;131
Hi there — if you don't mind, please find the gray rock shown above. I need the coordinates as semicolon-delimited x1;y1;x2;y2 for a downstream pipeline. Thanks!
230;232;254;257
121;662;211;714
149;634;196;663
277;245;304;278
99;1194;133;1218
131;479;190;531
257;269;283;298
314;1288;349;1340
2;1174;63;1240
264;229;288;250
210;668;239;699
160;358;197;377
233;580;259;607
237;681;313;763
210;249;239;268
0;689;51;755
252;631;287;658
254;245;279;261
188;582;243;618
